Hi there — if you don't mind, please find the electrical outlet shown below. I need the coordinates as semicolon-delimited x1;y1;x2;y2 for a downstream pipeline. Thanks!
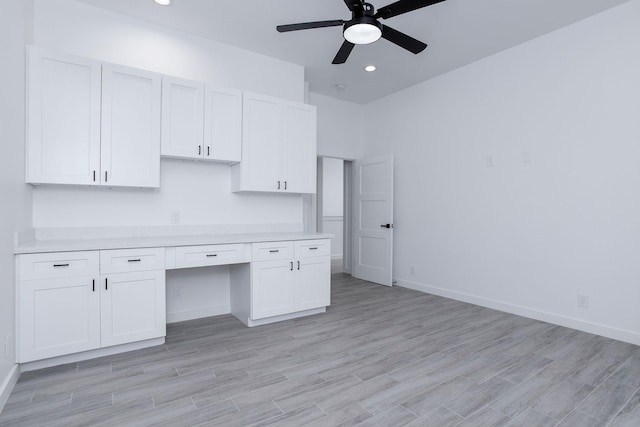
577;293;589;309
410;265;416;275
486;156;495;167
174;287;183;300
170;211;180;225
522;150;533;163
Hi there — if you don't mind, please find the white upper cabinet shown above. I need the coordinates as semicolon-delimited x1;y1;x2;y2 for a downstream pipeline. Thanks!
26;46;102;185
26;47;162;188
161;77;242;163
204;86;242;163
231;92;317;194
101;64;161;188
161;76;205;159
282;101;317;194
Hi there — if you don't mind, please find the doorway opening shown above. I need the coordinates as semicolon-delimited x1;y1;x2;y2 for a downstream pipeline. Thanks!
316;157;353;275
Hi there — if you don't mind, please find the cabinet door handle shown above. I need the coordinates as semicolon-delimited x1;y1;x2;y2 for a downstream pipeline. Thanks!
105;171;108;182
53;263;69;268
206;254;218;257
269;250;279;253
297;260;300;270
93;171;96;182
290;261;293;271
105;278;108;291
309;247;318;250
92;279;95;292
277;181;281;190
198;145;202;155
207;146;210;156
284;181;287;190
128;259;141;263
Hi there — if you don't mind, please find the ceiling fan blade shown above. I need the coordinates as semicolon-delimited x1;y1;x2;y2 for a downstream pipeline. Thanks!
375;0;446;20
343;0;363;12
277;20;344;32
332;40;356;64
381;25;427;54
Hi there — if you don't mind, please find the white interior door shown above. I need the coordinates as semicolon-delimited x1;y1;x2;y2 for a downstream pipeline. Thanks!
352;154;394;286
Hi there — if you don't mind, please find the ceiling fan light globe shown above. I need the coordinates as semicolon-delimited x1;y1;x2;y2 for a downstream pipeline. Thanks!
344;20;382;45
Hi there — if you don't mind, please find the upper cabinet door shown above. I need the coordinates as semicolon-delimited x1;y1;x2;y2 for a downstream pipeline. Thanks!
161;76;205;160
204;86;242;163
26;46;102;185
234;92;282;192
101;64;162;188
282;102;317;194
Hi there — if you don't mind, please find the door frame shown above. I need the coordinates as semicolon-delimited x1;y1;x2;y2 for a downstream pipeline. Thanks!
307;156;354;274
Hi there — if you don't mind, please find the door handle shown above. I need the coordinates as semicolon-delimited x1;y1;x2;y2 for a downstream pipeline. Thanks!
297;260;300;270
277;181;281;190
380;224;393;229
290;261;293;271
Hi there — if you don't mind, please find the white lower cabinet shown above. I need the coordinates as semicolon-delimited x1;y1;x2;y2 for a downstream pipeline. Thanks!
251;260;296;320
17;249;166;363
295;257;330;312
100;270;166;347
18;275;101;363
249;240;330;322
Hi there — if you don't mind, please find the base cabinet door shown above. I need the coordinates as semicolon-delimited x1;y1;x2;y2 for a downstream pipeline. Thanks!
100;270;166;347
19;276;100;362
295;257;330;311
251;260;296;320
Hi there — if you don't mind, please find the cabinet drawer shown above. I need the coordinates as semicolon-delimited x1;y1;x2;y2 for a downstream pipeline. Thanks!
100;248;165;274
175;244;250;268
251;241;294;261
295;239;331;258
19;251;99;281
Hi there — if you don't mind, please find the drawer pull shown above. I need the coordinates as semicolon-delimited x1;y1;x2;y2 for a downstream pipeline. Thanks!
105;278;108;291
206;254;218;257
92;279;95;292
290;261;293;271
269;250;279;253
297;260;300;270
128;259;141;263
309;247;319;250
53;263;69;267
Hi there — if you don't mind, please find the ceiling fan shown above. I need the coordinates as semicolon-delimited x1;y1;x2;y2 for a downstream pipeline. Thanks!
276;0;446;64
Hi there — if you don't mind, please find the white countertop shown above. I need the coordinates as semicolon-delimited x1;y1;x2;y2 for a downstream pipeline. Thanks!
15;232;333;254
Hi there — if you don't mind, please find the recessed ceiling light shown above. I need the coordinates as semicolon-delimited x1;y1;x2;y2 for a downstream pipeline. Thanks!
364;65;377;72
153;0;171;6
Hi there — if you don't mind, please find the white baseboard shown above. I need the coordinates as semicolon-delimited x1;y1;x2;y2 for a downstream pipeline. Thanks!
20;338;165;372
0;364;20;413
395;278;640;346
166;305;230;324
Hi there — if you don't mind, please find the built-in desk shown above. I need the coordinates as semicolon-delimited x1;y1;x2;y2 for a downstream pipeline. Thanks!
14;232;331;369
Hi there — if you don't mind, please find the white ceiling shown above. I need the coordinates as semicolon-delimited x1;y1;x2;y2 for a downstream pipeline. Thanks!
76;0;630;104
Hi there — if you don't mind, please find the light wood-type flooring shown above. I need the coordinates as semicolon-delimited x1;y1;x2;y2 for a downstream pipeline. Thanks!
2;273;640;426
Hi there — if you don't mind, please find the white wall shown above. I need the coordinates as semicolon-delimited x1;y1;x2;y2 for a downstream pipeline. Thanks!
31;0;306;229
0;0;34;409
309;92;364;160
364;0;640;344
322;158;344;217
